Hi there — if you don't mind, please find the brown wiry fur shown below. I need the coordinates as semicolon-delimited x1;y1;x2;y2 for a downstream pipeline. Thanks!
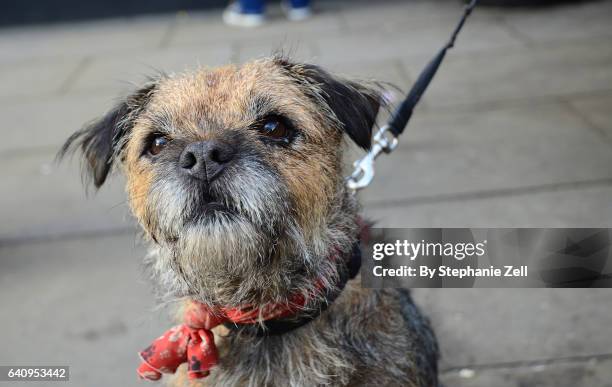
60;56;439;387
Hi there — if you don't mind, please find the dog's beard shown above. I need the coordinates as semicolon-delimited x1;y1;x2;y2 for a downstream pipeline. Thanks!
143;161;319;305
147;159;287;240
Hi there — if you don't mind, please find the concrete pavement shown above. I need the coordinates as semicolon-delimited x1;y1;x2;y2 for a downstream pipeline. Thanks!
1;1;612;386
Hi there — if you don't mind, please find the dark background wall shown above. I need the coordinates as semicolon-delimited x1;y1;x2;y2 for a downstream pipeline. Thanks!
2;0;229;27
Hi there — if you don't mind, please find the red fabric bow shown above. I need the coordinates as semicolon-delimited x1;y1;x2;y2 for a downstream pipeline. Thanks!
138;295;311;381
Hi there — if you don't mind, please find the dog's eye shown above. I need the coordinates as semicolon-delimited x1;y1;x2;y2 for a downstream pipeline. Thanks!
262;119;287;138
148;135;169;156
256;115;293;143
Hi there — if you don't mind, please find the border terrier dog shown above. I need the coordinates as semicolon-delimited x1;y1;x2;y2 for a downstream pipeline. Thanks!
61;56;439;387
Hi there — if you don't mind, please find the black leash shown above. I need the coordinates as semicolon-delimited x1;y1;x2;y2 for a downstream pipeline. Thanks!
347;0;478;191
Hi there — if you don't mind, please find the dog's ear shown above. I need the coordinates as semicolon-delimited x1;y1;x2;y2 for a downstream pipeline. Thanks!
58;80;158;188
278;59;381;149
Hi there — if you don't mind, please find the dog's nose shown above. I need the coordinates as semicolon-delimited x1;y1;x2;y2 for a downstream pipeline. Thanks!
179;140;235;181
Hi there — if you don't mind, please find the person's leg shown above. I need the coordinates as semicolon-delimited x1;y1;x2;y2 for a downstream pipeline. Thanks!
239;0;265;14
223;0;266;27
289;0;309;8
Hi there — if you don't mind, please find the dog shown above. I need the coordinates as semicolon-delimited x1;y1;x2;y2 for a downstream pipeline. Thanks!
60;56;439;387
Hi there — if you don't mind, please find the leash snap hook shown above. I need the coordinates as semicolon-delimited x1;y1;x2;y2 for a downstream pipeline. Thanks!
346;125;398;192
374;125;399;153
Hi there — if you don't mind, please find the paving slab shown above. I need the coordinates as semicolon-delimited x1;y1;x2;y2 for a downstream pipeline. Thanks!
0;234;169;387
501;0;612;45
363;184;612;228
334;0;506;30
349;102;612;205
70;46;404;94
324;57;411;97
67;44;234;94
566;93;612;142
0;57;81;100
0;150;132;241
403;38;612;109
413;288;612;368
315;17;524;68
0;16;171;65
440;356;612;387
0;92;119;154
234;39;317;64
379;4;508;37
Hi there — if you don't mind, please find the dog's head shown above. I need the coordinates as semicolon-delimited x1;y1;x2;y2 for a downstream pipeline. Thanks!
61;57;381;306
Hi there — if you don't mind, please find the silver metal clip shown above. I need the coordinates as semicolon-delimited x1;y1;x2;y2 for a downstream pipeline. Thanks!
346;125;399;192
